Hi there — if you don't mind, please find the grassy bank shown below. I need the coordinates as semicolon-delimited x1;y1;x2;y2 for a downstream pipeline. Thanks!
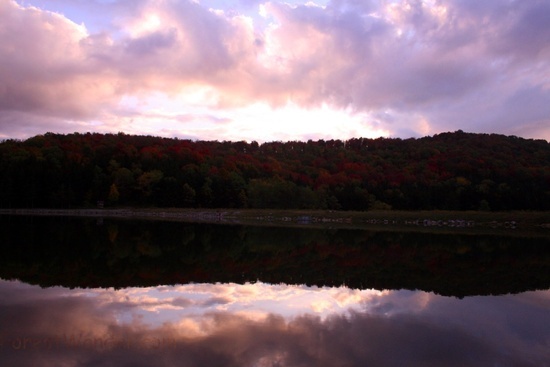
2;208;550;235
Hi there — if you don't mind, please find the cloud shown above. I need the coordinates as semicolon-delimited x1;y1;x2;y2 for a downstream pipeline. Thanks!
0;0;549;141
0;1;124;120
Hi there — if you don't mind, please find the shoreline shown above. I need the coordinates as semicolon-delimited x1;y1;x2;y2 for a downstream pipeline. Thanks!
2;208;549;235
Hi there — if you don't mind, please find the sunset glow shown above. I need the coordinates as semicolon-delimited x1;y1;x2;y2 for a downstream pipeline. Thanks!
1;0;549;142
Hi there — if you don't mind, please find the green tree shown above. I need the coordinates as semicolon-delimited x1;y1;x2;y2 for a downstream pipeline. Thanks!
182;183;196;207
108;183;120;204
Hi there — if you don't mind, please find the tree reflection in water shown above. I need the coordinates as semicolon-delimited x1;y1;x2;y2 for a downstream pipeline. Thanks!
0;216;549;297
0;215;549;366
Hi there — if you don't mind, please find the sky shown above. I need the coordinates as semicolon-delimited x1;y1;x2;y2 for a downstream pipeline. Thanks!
1;0;550;142
1;280;549;366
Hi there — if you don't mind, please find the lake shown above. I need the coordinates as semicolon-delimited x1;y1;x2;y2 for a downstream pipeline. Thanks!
0;215;549;366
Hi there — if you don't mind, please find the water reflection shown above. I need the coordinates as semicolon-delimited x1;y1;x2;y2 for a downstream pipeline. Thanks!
1;279;549;366
1;215;549;365
1;216;549;297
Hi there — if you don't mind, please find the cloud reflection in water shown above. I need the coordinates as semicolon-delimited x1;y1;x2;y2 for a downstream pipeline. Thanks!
0;279;548;366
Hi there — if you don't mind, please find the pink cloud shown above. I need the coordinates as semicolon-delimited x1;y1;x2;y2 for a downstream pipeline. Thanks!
0;0;549;141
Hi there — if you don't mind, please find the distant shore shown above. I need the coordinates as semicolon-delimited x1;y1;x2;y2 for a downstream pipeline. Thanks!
2;208;550;234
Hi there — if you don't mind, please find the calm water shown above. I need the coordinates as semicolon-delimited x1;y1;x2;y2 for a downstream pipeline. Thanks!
0;215;549;366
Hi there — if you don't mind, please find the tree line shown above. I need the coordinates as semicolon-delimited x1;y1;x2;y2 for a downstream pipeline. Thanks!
0;130;548;210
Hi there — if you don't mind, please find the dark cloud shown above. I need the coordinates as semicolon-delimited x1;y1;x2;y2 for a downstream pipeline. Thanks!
124;29;179;56
169;297;194;308
0;111;86;140
200;296;233;307
504;1;550;58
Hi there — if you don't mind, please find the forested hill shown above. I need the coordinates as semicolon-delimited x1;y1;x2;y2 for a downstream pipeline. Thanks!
0;131;548;211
